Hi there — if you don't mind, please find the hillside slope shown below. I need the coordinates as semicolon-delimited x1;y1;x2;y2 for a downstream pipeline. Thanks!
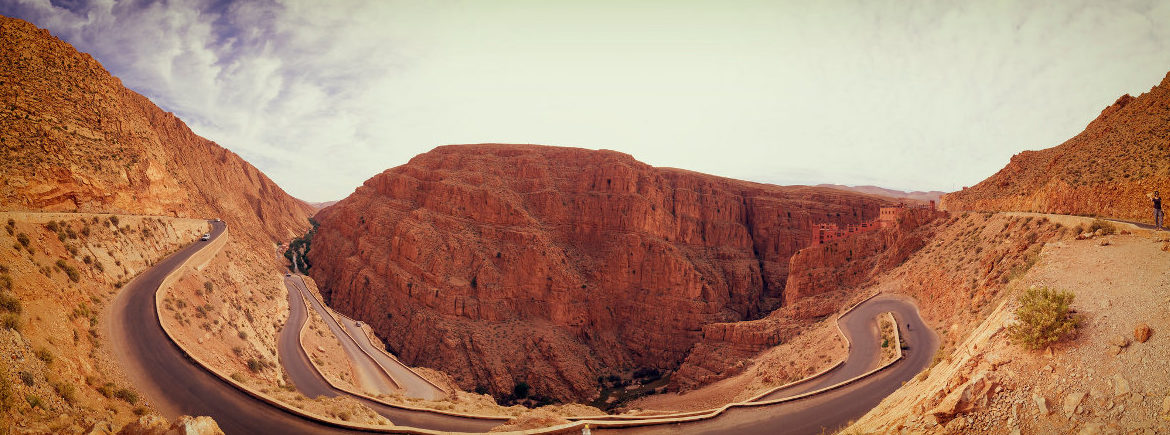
308;144;892;402
941;71;1170;222
0;15;315;430
0;16;314;247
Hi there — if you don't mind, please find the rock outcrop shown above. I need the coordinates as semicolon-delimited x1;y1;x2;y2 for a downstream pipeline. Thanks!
941;71;1170;223
309;144;890;401
784;207;939;304
0;16;313;250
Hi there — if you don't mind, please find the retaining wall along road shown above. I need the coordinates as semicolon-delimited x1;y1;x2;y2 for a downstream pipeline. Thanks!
146;222;931;435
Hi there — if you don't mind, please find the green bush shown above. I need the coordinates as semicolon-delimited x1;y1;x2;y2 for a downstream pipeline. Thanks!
51;380;76;404
1;314;19;331
0;366;12;411
97;382;115;398
246;358;264;373
1008;287;1079;350
18;371;34;386
16;233;29;248
1088;219;1117;235
64;265;80;283
113;387;138;405
512;382;530;399
25;394;42;409
0;292;20;313
35;347;54;365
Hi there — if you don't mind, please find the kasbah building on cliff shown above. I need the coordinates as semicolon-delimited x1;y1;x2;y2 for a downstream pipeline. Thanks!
811;201;937;245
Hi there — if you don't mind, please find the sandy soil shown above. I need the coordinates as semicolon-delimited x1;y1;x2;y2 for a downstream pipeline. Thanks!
878;312;899;366
160;242;291;389
301;292;363;393
627;314;847;413
850;224;1170;434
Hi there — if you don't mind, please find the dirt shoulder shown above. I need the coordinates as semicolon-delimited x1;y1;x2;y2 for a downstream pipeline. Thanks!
849;224;1170;433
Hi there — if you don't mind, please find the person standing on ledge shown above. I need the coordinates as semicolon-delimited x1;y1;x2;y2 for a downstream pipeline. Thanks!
1154;191;1163;230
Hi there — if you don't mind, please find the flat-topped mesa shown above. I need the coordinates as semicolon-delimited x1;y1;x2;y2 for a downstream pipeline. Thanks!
308;144;892;401
941;70;1170;222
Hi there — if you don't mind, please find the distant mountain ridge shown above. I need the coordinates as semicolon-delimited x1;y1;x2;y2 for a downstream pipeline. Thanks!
816;184;945;204
941;71;1170;223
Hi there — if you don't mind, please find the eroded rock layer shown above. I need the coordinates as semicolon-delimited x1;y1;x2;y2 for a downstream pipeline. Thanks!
942;71;1170;221
309;144;889;401
0;16;314;247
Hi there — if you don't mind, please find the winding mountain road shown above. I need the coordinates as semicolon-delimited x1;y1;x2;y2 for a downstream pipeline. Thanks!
108;219;939;434
279;276;496;431
108;221;359;434
335;309;446;401
283;275;401;396
594;295;938;434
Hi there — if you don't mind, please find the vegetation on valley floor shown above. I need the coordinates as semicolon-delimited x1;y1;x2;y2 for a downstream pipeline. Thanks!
284;217;319;272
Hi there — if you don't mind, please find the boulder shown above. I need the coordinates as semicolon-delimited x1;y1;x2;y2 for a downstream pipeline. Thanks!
1063;391;1085;415
1112;374;1131;397
1109;335;1130;348
1134;323;1152;343
1079;423;1105;435
930;372;998;421
1033;393;1050;415
86;421;115;435
117;415;170;435
166;416;224;435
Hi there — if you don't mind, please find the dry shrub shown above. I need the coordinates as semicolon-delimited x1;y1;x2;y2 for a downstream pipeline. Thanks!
1008;287;1078;350
1088;219;1116;235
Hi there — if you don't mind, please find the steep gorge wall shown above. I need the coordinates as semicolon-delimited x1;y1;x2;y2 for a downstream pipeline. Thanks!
308;144;890;401
942;71;1170;221
784;208;940;304
0;16;314;255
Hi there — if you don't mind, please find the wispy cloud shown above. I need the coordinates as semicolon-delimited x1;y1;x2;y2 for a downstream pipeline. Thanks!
3;0;1168;201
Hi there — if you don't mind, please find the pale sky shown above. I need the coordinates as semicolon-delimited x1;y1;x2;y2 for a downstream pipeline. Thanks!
3;0;1169;202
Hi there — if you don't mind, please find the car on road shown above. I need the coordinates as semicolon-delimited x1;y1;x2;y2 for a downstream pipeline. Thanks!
200;233;211;241
285;273;291;277
356;321;363;327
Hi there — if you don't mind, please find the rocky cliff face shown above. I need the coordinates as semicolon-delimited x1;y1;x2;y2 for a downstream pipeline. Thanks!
0;16;313;250
941;71;1170;221
784;208;939;304
308;144;890;401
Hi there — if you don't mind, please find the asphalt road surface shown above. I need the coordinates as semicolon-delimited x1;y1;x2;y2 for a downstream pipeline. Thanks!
109;221;500;434
598;295;939;435
283;275;401;396
285;254;445;400
108;221;364;434
109;220;936;434
280;275;504;432
335;309;446;400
